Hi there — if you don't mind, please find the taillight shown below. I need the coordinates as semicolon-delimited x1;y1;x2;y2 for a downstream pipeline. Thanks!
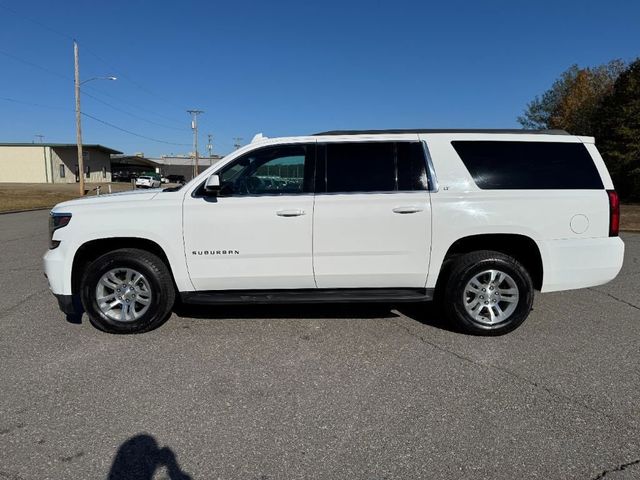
607;190;619;237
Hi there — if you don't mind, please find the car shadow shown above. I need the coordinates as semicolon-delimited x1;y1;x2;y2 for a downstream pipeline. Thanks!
173;301;400;320
394;301;460;333
108;434;191;480
174;300;460;333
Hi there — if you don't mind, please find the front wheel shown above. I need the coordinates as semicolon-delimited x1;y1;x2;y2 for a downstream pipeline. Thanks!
443;250;534;336
80;248;175;334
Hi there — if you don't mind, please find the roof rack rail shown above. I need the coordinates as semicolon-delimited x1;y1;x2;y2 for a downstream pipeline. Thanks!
312;129;570;136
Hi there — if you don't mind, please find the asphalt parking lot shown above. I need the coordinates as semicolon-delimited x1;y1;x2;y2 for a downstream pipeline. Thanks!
0;210;638;480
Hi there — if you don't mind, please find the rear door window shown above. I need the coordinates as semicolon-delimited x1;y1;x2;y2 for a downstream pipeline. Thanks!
451;141;604;189
322;142;428;193
397;142;429;191
325;142;396;193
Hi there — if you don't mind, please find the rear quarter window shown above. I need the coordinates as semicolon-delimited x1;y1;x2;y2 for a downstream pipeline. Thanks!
451;141;604;189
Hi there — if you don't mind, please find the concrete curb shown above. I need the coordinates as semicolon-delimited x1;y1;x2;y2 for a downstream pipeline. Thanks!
0;207;50;215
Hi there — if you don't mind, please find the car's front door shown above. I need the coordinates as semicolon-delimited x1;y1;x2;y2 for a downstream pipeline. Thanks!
313;139;432;288
183;143;316;291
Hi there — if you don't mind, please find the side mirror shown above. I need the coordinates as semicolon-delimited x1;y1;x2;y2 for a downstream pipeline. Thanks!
204;174;221;195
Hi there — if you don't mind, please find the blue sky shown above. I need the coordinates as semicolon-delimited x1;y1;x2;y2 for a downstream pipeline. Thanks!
0;0;638;156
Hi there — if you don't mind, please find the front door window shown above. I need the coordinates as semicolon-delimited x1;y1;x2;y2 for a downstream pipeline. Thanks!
219;145;309;196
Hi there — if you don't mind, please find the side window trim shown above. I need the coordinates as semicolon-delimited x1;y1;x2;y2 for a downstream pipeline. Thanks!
393;143;399;191
422;141;438;192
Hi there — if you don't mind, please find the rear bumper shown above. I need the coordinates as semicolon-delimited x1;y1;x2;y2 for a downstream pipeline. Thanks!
541;236;624;292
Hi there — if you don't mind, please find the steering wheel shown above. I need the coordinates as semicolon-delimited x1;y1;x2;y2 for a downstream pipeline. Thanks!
234;176;266;195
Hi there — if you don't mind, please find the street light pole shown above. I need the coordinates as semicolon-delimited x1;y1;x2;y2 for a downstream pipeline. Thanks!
187;110;204;178
73;39;116;196
74;40;84;196
207;134;213;166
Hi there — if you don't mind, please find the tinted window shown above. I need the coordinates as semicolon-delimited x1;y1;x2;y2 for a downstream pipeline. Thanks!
323;142;427;193
451;141;604;190
397;142;428;191
326;142;395;192
219;145;311;196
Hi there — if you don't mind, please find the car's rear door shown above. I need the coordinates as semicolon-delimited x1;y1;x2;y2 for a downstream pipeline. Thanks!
312;138;432;288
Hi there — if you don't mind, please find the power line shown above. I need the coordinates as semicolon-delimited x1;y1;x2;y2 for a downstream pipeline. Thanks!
81;112;190;146
0;96;70;111
0;5;205;148
0;1;190;113
0;2;73;41
83;48;189;111
81;90;188;131
0;48;188;129
0;95;190;146
81;84;187;127
0;49;70;81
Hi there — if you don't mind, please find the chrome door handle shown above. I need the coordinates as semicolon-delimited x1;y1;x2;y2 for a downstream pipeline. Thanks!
276;209;306;217
392;206;423;214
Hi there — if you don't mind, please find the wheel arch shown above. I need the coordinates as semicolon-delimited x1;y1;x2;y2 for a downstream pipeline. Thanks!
439;233;543;291
71;237;176;295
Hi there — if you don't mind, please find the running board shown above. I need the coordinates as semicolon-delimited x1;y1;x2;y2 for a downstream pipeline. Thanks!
180;288;434;305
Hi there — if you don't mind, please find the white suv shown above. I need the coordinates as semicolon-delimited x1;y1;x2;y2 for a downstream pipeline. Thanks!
43;130;624;335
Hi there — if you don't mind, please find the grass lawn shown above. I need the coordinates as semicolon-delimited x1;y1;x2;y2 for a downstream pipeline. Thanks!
621;204;640;231
0;183;135;213
1;183;639;231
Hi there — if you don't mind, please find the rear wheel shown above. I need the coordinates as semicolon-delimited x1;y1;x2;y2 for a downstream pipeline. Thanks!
80;248;175;334
443;250;534;335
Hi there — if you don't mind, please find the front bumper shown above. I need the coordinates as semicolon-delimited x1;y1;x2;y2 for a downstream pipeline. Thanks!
43;246;71;295
54;293;83;316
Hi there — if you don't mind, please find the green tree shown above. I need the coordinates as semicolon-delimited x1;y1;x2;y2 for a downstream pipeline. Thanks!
518;60;625;135
596;59;640;201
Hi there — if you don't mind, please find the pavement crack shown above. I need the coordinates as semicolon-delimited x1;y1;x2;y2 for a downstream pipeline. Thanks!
591;458;640;479
59;451;85;463
589;288;640;311
390;318;623;426
0;289;49;321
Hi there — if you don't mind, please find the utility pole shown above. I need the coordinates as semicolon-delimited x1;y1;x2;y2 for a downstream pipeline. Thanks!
34;134;44;143
207;134;213;165
187;110;204;177
233;137;243;150
74;40;84;195
72;41;116;195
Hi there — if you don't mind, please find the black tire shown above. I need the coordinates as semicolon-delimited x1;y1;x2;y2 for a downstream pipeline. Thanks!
80;248;175;334
443;250;534;336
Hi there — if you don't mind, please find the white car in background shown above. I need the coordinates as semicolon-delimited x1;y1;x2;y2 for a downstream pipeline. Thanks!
135;176;161;189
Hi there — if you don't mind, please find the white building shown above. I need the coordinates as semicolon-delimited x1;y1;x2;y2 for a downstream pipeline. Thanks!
0;143;122;183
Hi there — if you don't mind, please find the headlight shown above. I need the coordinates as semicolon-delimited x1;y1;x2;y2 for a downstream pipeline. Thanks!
49;212;72;249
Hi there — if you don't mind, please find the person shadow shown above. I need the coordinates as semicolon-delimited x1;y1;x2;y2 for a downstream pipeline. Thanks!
108;434;192;480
